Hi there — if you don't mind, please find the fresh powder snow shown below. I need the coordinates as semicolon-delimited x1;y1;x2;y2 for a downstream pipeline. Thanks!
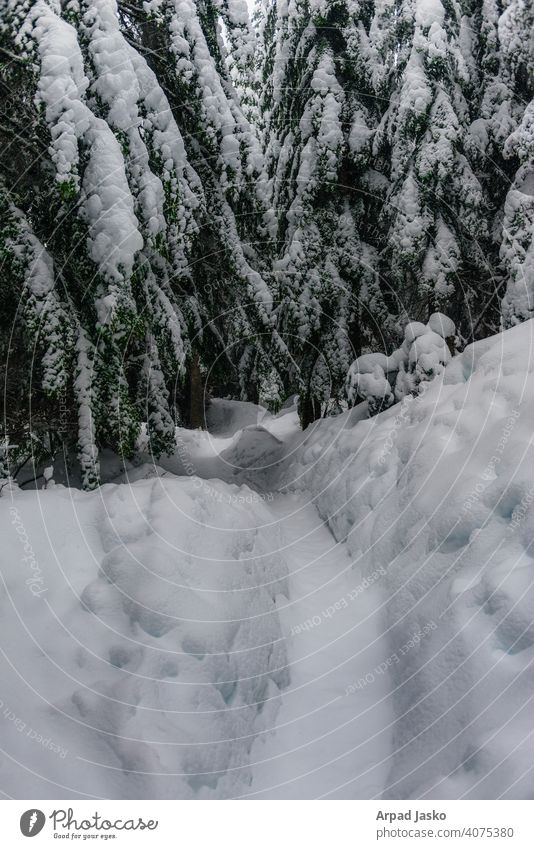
2;321;534;798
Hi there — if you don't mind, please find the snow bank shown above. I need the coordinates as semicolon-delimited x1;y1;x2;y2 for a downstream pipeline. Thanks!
280;320;534;798
0;476;287;798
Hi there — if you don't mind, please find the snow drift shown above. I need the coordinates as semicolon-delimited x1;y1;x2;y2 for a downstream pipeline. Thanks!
281;319;534;798
0;476;288;798
2;321;534;799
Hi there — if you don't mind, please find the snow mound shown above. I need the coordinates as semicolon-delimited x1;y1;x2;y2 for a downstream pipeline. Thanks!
221;426;283;473
0;476;288;798
428;311;456;339
206;398;269;436
281;320;534;799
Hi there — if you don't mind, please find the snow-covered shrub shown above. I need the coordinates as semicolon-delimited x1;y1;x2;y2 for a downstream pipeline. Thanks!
346;312;457;415
345;355;395;416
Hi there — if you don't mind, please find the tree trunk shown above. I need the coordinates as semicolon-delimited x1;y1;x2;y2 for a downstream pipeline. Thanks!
299;393;321;431
189;351;205;429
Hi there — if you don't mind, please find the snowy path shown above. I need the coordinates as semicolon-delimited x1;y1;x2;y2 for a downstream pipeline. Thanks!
246;493;392;799
0;398;395;799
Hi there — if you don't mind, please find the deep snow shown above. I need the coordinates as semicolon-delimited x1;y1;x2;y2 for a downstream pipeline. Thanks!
2;321;534;798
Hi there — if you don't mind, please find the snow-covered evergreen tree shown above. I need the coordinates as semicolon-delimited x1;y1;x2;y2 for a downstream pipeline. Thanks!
258;0;391;427
491;0;534;327
1;0;533;476
0;0;277;486
501;100;534;326
461;0;532;334
370;0;493;336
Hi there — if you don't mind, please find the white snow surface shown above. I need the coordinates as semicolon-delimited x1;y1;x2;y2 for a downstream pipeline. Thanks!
1;477;288;799
3;321;534;798
281;320;534;799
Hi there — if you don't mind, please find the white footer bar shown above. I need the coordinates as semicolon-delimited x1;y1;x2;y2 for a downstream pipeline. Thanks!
2;800;531;847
